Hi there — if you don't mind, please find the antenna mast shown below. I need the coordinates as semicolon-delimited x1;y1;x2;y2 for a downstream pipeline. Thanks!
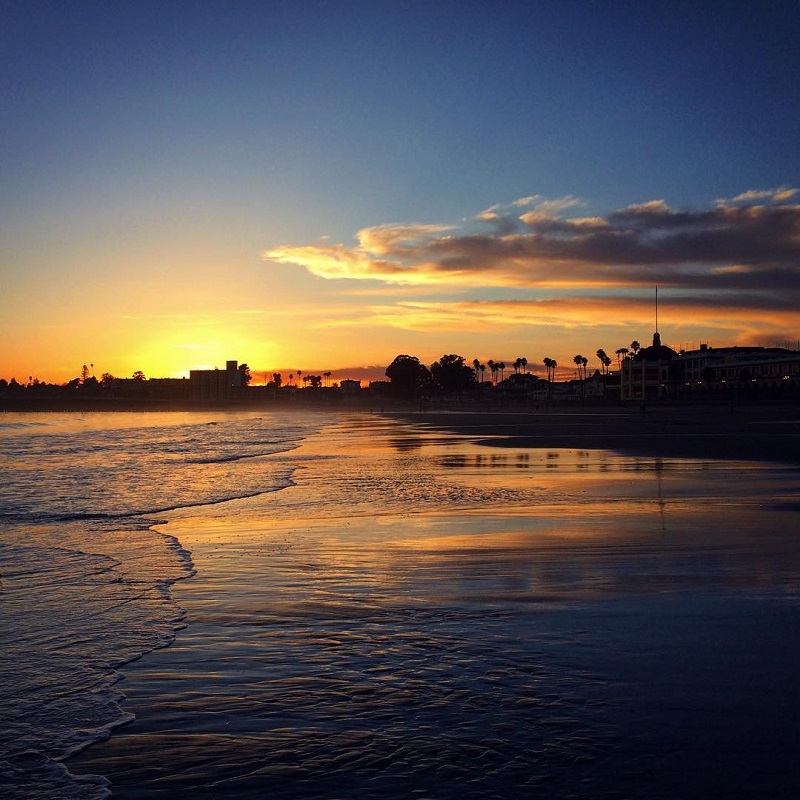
655;285;658;333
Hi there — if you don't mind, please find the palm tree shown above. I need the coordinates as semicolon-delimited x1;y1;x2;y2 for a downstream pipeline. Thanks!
630;340;641;357
521;357;528;374
543;357;556;403
498;362;506;382
596;349;609;375
513;357;522;374
472;358;481;382
487;359;497;384
615;347;629;371
574;354;588;400
543;357;555;382
324;371;332;387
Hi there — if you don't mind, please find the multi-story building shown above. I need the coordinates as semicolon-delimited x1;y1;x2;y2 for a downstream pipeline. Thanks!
621;335;800;401
189;360;244;402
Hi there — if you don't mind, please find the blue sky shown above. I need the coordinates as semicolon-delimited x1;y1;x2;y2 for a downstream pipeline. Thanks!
3;1;799;382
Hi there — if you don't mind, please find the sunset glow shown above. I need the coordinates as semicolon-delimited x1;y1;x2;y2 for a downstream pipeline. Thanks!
3;3;798;384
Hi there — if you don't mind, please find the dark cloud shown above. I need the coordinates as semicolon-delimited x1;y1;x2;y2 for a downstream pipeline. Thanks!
265;190;800;299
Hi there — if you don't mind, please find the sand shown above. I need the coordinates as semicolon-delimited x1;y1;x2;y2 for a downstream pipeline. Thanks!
67;411;800;798
390;402;800;465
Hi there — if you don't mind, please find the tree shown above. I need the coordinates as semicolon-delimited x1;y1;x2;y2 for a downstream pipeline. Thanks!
573;354;584;376
630;340;641;357
521;357;528;374
472;358;481;381
497;361;506;382
615;347;629;371
385;355;431;398
272;372;282;388
324;371;332;387
132;370;146;381
100;372;115;387
487;359;496;384
543;357;557;404
596;349;609;375
596;349;612;375
430;354;476;395
513;357;523;374
238;363;252;385
81;364;90;382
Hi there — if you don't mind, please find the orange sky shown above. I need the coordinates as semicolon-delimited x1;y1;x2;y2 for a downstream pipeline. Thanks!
3;7;798;385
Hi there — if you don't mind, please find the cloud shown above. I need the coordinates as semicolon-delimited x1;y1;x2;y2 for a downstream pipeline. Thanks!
263;190;800;298
332;294;800;336
718;188;799;205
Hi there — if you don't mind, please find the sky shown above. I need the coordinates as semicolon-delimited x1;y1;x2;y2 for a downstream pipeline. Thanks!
2;0;799;384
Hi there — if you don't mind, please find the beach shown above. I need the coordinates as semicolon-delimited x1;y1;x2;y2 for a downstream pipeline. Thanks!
62;408;800;799
394;402;800;465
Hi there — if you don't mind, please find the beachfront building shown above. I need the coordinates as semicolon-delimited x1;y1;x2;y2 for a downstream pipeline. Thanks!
676;345;800;395
190;360;244;402
339;379;362;394
620;332;678;401
621;339;800;401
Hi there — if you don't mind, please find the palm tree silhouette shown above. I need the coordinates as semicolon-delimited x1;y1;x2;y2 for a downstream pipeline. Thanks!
488;359;496;384
521;357;528;374
498;362;506;382
543;357;556;403
472;358;481;382
615;347;629;371
630;341;641;357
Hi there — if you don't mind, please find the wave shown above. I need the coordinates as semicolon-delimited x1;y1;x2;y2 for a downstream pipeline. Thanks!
0;410;324;798
0;472;297;527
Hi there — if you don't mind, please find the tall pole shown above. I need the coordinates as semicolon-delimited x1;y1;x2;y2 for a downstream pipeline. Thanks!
655;285;658;334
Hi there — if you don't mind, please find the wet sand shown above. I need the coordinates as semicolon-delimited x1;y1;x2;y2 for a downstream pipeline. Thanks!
68;412;800;798
392;403;800;465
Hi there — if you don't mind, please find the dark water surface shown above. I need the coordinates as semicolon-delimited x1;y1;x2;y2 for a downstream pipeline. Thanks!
66;414;800;799
0;411;326;799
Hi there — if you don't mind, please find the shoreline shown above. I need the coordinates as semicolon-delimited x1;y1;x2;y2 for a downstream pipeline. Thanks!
65;411;800;798
389;404;800;466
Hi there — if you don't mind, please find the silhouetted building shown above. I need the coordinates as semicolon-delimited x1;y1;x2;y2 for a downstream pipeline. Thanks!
339;379;361;394
621;332;678;400
190;360;243;401
622;337;800;400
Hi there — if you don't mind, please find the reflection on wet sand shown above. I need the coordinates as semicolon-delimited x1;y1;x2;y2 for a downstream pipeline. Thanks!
69;414;800;799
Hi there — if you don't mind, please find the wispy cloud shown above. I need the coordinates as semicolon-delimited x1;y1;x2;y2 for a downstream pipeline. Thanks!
263;191;800;352
264;191;800;297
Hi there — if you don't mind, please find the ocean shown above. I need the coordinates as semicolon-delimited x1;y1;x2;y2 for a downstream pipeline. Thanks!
2;410;799;798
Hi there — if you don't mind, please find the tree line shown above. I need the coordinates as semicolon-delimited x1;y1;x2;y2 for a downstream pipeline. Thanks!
383;346;636;399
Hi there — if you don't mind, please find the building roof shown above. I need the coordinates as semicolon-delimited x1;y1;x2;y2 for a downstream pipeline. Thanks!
635;332;678;362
